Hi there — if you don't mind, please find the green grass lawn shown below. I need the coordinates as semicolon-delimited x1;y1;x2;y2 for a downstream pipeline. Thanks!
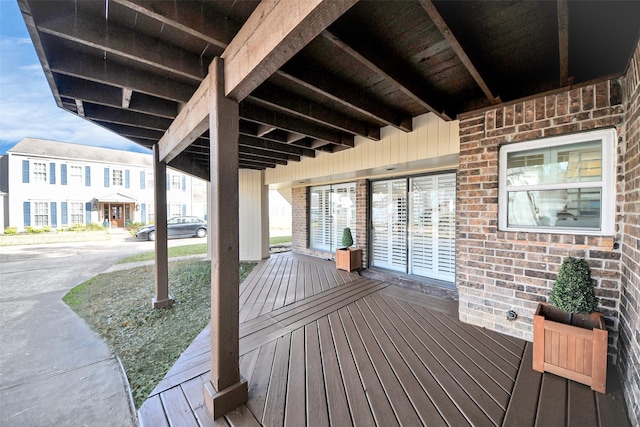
269;235;292;245
63;259;256;408
117;243;208;263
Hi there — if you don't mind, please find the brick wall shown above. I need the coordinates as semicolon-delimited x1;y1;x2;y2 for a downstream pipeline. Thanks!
291;179;368;264
456;80;626;361
619;41;640;427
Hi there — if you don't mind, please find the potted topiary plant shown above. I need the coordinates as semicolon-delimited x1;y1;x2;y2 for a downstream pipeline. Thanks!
335;227;362;272
532;256;608;393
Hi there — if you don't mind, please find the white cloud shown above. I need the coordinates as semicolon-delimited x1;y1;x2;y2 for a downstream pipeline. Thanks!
0;32;150;155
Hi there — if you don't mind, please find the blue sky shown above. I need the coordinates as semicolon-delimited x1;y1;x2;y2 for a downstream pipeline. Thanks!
0;1;150;155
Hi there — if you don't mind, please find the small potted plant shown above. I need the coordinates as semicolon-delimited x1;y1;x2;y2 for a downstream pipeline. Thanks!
532;256;608;393
335;227;361;272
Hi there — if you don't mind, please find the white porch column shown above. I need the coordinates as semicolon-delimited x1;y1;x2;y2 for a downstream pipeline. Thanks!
203;57;247;418
152;144;172;308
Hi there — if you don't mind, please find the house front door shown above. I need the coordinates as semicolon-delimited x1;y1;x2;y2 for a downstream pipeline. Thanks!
109;204;124;227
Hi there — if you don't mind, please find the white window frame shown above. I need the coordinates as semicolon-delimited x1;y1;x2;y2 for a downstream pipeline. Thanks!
69;202;84;224
146;172;154;190
32;162;47;183
171;175;182;190
498;128;616;235
169;203;182;218
69;165;83;185
112;169;123;187
33;201;49;226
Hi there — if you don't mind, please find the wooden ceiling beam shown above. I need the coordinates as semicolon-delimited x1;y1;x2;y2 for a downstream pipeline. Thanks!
158;0;357;163
75;99;85;117
277;66;412;132
239;153;287;166
83;104;173;131
239;134;315;158
37;12;205;83
417;0;499;105
239;159;275;169
56;74;179;119
557;0;570;87
50;50;196;103
122;88;133;109
321;29;450;120
241;103;354;147
248;83;380;140
239;146;300;163
112;0;236;51
95;121;164;140
222;0;358;101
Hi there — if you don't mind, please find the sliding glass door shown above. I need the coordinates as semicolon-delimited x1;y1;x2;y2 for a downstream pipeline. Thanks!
371;173;456;283
310;182;357;252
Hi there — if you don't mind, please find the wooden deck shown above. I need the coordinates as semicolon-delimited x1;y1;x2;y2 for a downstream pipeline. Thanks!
138;253;630;427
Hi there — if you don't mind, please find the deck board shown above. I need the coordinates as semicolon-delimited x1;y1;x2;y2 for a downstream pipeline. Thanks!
284;328;305;427
317;317;352;426
139;253;631;427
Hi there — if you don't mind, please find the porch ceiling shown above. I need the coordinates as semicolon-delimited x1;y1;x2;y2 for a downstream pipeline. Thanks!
19;0;640;180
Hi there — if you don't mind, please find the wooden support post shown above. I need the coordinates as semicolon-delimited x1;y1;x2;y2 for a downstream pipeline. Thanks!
203;57;247;419
152;144;172;309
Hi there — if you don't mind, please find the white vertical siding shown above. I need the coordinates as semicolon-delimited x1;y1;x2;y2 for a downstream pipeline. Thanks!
239;169;269;261
265;113;460;186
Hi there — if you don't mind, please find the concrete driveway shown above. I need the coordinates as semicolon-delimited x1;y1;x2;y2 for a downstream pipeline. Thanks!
0;228;201;426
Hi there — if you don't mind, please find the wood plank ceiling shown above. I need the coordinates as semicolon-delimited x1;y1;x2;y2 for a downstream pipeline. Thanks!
19;0;640;180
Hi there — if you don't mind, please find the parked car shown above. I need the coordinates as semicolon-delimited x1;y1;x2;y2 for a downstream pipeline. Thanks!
135;216;207;241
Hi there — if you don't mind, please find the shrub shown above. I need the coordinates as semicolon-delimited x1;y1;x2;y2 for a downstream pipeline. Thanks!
341;227;354;248
86;222;106;231
3;227;18;235
549;256;599;314
26;226;45;234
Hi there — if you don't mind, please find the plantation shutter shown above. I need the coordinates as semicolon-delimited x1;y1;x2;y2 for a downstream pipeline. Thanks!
61;202;68;226
50;163;56;184
50;202;57;227
436;174;456;281
332;183;357;247
409;176;435;277
104;168;110;187
22;160;30;183
125;170;130;189
371;179;407;272
309;185;332;251
60;164;67;185
394;173;456;282
85;202;92;224
23;202;31;227
140;171;145;189
85;166;91;186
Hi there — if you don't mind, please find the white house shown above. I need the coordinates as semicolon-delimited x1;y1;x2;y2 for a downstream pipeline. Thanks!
4;138;207;231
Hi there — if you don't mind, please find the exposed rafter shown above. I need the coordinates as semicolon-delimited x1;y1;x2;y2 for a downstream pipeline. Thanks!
417;0;499;106
557;0;570;87
276;66;412;132
241;103;354;148
248;83;380;140
320;30;450;120
37;12;206;83
50;50;196;103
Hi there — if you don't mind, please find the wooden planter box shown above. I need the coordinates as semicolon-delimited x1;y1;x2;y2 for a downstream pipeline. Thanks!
336;247;362;272
532;302;608;393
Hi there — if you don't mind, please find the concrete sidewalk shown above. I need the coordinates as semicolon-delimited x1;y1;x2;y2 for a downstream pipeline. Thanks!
0;228;144;427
